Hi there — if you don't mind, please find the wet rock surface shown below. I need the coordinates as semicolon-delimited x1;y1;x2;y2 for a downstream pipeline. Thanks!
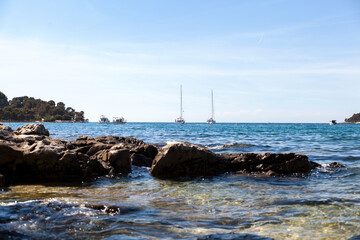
150;142;225;178
150;142;332;178
0;123;147;185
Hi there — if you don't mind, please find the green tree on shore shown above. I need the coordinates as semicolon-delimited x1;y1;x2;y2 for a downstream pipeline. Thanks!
345;113;360;123
0;91;85;122
0;91;9;108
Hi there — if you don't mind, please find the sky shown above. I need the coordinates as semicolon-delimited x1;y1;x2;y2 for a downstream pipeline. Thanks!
0;0;359;123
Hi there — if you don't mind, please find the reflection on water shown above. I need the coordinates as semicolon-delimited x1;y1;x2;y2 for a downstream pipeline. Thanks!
0;167;359;239
1;123;360;239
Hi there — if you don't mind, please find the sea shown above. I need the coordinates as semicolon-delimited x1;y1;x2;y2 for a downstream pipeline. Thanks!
1;122;359;240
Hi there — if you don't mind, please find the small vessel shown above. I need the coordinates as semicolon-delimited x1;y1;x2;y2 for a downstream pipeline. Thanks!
207;89;216;124
175;85;185;124
99;115;110;124
329;120;337;125
113;117;127;124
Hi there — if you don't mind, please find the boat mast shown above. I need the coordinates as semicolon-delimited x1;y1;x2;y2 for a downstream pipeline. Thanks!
180;85;183;119
211;89;214;120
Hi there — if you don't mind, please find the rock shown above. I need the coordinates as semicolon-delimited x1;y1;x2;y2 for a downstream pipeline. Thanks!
198;233;274;240
84;203;140;215
131;153;153;167
101;149;131;175
130;144;158;167
0;124;14;140
328;162;345;168
0;174;6;187
95;136;144;146
132;144;158;159
87;142;112;156
150;142;225;178
14;123;49;136
224;152;313;174
151;143;315;179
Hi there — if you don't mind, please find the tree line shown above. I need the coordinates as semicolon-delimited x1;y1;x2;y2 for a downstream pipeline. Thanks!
0;91;85;122
345;113;360;123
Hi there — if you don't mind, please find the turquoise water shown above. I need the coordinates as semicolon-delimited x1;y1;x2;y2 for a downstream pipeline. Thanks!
1;122;360;239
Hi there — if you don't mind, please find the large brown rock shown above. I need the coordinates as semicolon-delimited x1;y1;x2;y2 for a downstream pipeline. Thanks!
100;149;131;175
150;143;319;179
131;144;158;167
150;142;225;178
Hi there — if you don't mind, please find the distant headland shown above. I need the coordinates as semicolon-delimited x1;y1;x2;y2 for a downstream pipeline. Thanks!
344;113;360;124
0;91;85;122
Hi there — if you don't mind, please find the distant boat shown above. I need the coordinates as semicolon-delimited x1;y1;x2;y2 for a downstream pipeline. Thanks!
175;85;185;124
99;115;110;124
113;117;127;124
329;120;337;125
207;89;216;124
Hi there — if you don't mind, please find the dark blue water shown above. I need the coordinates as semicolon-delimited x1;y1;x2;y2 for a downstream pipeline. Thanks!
1;122;359;239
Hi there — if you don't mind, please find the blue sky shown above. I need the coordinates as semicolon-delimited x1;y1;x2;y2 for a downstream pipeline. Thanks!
0;0;359;122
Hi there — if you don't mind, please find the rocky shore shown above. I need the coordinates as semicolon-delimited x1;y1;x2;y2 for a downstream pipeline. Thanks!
0;123;344;186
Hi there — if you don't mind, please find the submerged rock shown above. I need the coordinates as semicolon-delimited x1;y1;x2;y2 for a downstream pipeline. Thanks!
223;152;313;174
84;203;140;215
198;233;274;240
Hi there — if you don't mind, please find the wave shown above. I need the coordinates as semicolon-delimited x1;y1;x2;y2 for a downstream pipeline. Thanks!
209;142;255;150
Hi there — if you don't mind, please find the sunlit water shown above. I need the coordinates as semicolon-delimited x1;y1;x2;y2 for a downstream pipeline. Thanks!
1;122;360;239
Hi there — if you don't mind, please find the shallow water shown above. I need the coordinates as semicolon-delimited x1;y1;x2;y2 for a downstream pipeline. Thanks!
1;122;360;239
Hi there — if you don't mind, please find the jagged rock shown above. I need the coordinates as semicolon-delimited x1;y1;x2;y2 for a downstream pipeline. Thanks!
87;143;112;156
150;142;225;178
131;144;158;167
223;152;313;174
14;123;49;136
100;149;131;175
151;143;317;178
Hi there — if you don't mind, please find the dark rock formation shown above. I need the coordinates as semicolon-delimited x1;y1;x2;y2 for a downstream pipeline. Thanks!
0;123;149;185
131;144;158;167
198;233;274;240
150;142;225;178
328;162;345;168
150;142;330;178
84;203;141;215
223;152;314;175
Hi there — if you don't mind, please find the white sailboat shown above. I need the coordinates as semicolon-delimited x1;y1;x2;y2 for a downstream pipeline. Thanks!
175;85;185;124
207;89;216;124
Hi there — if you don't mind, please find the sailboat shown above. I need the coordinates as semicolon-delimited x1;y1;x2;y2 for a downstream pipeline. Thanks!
175;85;185;124
207;89;216;124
